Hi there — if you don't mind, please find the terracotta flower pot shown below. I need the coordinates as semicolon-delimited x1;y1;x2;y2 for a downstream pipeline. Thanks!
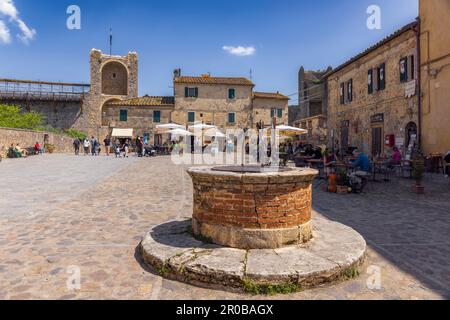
412;185;425;194
336;185;348;195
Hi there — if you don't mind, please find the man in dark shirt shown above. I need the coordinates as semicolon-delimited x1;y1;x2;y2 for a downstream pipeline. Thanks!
104;136;111;156
73;138;81;156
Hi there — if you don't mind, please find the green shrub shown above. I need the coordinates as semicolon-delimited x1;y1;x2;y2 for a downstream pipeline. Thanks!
64;129;87;141
0;105;45;130
0;105;87;140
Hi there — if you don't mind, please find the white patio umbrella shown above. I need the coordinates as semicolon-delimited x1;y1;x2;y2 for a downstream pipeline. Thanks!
189;124;218;147
274;125;308;135
156;123;185;130
204;128;226;138
188;124;217;131
167;129;193;137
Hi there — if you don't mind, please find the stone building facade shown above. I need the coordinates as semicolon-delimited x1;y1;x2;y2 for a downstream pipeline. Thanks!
172;75;254;129
252;92;289;128
326;22;420;158
171;75;289;131
289;67;331;146
419;0;450;155
102;96;174;145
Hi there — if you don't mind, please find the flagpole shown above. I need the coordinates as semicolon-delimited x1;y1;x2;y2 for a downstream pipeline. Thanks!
109;28;112;56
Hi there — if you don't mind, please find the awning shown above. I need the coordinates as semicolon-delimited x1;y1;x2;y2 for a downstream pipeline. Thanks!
111;128;134;138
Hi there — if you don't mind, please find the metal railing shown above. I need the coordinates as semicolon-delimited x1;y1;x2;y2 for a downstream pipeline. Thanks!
0;79;90;102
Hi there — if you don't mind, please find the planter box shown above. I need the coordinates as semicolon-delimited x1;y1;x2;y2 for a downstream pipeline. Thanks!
412;185;425;194
336;185;348;195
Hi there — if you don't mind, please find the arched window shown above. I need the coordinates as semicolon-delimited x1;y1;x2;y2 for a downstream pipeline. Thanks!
101;61;128;95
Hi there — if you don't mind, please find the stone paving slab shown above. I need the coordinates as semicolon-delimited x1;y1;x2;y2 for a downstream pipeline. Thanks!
139;215;366;291
0;155;449;299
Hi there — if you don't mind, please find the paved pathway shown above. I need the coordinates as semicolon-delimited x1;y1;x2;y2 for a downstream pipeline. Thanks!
0;155;449;300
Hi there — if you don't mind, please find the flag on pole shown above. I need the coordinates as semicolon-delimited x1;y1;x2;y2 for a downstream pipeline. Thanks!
109;28;112;56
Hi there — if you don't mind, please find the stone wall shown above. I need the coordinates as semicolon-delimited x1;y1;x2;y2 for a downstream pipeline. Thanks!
1;100;83;130
327;27;419;156
0;127;74;157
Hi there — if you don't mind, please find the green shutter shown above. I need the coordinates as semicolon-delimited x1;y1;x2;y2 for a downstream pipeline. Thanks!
195;87;199;98
277;109;283;118
185;87;189;98
120;110;127;122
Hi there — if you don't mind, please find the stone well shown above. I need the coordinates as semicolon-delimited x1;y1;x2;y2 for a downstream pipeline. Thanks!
187;166;318;249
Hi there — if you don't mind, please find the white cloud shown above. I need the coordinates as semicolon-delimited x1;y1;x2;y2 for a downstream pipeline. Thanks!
0;19;11;43
17;18;35;44
0;0;18;19
223;45;256;57
0;0;36;44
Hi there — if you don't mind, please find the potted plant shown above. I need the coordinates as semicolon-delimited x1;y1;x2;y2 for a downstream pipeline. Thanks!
336;168;349;194
412;159;425;194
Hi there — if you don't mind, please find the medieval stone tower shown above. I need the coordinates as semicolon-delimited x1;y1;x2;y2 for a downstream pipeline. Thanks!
75;49;138;137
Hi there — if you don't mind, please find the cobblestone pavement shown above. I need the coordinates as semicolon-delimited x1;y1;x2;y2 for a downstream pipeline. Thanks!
0;155;449;300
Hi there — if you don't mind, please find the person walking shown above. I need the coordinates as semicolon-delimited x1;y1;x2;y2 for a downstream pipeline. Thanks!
124;140;130;158
73;138;81;156
104;136;111;156
91;137;99;156
83;138;90;156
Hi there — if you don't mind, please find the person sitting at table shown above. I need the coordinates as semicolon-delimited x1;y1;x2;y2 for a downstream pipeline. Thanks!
445;151;450;178
352;150;370;173
34;142;43;155
391;147;402;165
313;147;323;160
15;144;28;158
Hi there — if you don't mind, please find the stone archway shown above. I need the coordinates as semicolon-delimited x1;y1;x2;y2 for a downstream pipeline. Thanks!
101;61;128;96
101;98;122;127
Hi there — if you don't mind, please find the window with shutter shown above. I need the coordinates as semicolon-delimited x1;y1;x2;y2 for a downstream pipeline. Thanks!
185;87;198;98
368;69;374;94
340;83;345;104
119;110;128;122
400;57;408;83
347;79;353;102
271;109;276;118
153;110;161;123
379;63;386;90
188;112;195;123
228;88;236;100
277;109;283;118
228;113;236;124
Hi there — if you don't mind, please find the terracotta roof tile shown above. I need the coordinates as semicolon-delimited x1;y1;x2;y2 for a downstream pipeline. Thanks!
106;96;175;107
253;92;289;100
174;76;254;86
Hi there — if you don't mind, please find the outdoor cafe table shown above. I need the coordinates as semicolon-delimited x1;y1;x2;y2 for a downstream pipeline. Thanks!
372;160;391;182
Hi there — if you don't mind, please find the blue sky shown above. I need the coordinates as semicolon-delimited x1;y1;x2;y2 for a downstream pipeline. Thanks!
0;0;418;101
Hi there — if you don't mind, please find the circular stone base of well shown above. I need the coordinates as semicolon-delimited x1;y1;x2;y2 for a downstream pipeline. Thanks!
139;212;366;292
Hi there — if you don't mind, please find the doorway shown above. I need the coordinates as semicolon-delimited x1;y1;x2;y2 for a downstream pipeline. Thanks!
371;126;383;157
